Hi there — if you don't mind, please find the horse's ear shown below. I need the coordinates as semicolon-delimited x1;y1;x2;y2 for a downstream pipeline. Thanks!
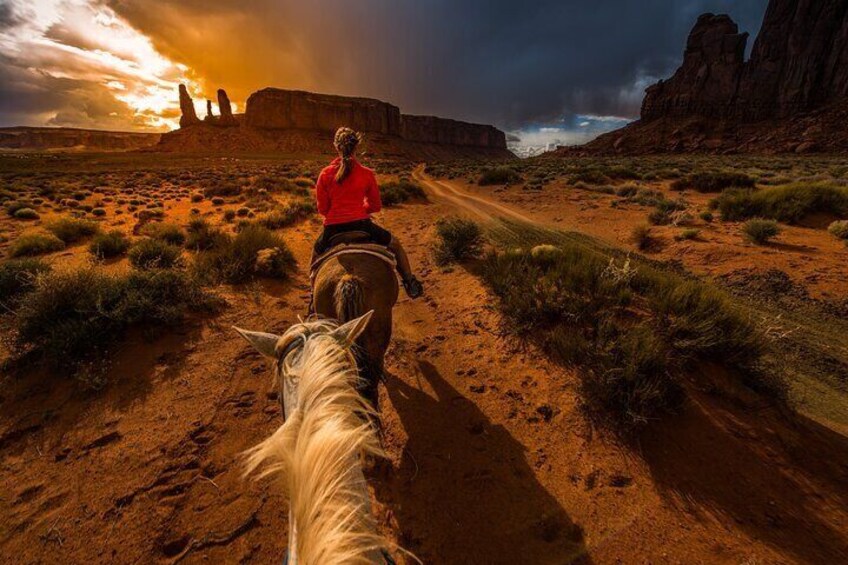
233;327;280;358
332;310;374;348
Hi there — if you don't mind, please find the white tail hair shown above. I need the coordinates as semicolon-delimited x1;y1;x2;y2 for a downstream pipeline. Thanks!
243;319;386;564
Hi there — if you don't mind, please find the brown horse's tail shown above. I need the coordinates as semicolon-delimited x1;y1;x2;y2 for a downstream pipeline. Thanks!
334;274;364;324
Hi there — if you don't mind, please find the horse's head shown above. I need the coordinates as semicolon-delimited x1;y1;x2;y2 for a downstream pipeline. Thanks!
233;311;374;414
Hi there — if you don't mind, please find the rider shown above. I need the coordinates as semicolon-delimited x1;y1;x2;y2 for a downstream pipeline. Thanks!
311;127;424;299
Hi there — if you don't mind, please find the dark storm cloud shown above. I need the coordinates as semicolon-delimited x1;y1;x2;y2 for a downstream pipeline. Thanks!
1;0;770;132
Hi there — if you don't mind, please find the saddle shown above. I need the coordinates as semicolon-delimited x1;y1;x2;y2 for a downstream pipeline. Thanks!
310;231;396;281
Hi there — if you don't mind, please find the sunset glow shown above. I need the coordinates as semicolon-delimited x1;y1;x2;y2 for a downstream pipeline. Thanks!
1;0;202;130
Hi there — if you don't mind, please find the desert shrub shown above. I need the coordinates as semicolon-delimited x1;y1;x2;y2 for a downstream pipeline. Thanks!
223;209;236;222
433;217;484;265
0;258;51;304
193;225;295;284
672;172;755;192
185;217;229;251
211;197;225;206
631;224;654;251
256;200;315;229
13;208;39;220
129;239;183;269
6;200;29;216
12;266;219;376
45;217;99;243
571;169;609;185
715;182;848;223
191;193;204;202
615;184;639;198
699;211;714;222
480;236;769;430
203;181;241;198
828;220;848;241
742;219;780;244
605;166;641;181
92;207;106;217
478;167;522;186
89;230;130;258
381;181;426;206
675;228;700;241
10;233;65;257
142;222;186;245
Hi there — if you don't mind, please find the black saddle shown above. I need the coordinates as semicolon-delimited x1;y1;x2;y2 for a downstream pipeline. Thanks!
327;230;375;249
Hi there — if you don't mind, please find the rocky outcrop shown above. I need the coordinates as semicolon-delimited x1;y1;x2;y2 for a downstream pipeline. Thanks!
173;85;507;155
575;0;848;154
0;127;160;152
644;1;848;123
178;84;200;128
641;14;747;120
244;89;402;135
205;100;213;122
218;89;236;125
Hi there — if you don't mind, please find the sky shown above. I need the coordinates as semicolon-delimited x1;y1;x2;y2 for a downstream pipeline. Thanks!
0;0;770;147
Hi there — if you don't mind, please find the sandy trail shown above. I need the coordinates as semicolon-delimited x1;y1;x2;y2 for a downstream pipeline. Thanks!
412;165;542;226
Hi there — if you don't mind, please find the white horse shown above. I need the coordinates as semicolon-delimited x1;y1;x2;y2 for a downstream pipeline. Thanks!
236;311;392;564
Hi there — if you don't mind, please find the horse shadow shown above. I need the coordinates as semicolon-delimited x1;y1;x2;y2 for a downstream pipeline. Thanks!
375;360;591;564
640;394;848;564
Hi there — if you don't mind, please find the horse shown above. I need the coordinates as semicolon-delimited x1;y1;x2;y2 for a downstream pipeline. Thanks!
235;249;400;564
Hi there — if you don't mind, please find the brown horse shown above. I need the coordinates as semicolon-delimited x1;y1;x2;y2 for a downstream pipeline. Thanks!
312;252;399;409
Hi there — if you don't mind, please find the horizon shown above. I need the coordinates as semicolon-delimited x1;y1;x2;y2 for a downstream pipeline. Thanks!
1;1;769;151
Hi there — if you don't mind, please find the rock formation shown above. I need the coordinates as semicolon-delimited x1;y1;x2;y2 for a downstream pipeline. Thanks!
641;14;748;121
178;84;200;128
218;89;236;125
205;100;213;122
572;0;848;154
172;84;507;155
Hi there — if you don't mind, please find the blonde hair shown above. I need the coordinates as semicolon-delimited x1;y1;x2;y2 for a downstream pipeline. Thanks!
334;127;362;183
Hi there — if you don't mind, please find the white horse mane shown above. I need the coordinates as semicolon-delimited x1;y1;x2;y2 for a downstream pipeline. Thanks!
243;318;386;564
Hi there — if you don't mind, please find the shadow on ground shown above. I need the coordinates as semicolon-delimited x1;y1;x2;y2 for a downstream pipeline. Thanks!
376;360;591;564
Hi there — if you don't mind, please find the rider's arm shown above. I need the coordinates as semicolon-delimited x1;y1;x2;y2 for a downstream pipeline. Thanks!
316;174;330;216
363;173;382;215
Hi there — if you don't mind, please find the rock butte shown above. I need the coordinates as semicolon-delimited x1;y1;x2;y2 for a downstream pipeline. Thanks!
566;0;848;155
158;86;510;159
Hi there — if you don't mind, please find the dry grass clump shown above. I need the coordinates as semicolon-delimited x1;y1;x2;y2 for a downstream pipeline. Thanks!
45;217;99;243
0;258;51;304
828;220;848;241
480;226;776;431
89;230;130;258
381;181;426;206
10;265;220;382
672;172;755;192
141;222;186;245
10;232;65;257
713;182;848;223
742;219;780;245
193;224;295;284
478;167;522;186
128;239;184;269
433;217;485;265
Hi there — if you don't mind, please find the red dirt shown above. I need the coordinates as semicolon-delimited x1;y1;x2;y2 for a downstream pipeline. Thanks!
1;169;847;564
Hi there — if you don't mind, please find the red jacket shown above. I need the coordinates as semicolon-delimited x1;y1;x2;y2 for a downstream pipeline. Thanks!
315;158;382;226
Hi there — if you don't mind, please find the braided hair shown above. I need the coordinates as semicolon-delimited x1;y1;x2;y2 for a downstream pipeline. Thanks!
333;127;362;183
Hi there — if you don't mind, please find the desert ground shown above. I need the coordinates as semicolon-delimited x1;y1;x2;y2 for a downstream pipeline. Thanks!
1;151;847;564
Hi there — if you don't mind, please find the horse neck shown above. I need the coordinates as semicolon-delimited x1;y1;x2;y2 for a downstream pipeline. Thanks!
285;338;384;564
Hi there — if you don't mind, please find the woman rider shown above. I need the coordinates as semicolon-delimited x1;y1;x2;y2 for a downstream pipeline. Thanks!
311;127;424;298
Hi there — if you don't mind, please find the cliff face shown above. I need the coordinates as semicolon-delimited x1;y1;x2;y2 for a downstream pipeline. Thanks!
644;0;848;123
575;0;848;155
0;127;160;152
161;86;508;157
